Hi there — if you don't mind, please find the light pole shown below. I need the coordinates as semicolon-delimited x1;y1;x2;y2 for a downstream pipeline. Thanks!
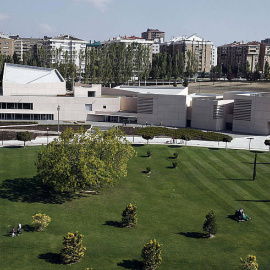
57;105;60;135
47;127;49;145
247;137;254;151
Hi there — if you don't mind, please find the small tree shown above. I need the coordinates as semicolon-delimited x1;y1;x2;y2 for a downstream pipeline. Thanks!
61;231;86;264
223;137;230;149
122;203;138;227
240;255;258;270
264;139;270;152
141;239;162;270
146;150;152;157
181;135;190;146
32;213;51;231
142;134;154;144
203;210;217;238
182;77;189;87
17;131;33;147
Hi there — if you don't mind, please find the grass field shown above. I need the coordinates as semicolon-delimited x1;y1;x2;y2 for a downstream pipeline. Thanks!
0;145;269;269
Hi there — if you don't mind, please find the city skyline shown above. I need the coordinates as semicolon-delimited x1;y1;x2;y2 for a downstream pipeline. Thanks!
0;0;270;46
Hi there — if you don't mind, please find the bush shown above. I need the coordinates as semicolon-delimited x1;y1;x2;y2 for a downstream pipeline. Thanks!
147;150;151;157
122;203;138;227
16;131;33;147
141;239;162;270
172;162;178;168
146;167;151;173
240;255;258;270
173;152;178;159
32;213;51;231
61;231;86;264
203;210;217;237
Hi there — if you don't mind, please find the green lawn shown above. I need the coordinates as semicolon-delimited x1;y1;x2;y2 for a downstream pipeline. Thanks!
0;145;269;269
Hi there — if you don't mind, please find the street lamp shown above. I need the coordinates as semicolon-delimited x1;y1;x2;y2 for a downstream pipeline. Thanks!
247;137;254;151
47;127;49;145
57;105;60;135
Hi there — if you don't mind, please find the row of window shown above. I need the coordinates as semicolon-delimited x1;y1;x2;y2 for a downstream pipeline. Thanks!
0;103;33;110
0;113;54;120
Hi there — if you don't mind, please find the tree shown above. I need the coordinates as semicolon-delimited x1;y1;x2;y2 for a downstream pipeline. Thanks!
142;133;154;144
122;203;138;227
240;255;258;270
227;67;233;82
182;77;189;87
264;139;270;152
32;213;51;231
61;231;86;264
222;137;230;149
203;210;217;237
141;239;162;270
16;131;33;147
253;152;257;181
264;61;270;79
36;127;135;193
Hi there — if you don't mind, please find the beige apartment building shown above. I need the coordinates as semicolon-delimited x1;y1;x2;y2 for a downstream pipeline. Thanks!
217;41;270;73
160;34;216;73
10;35;47;62
0;34;14;57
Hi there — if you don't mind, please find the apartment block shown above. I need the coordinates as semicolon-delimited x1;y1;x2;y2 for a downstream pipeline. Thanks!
0;34;14;57
141;28;165;41
217;41;270;73
160;34;216;73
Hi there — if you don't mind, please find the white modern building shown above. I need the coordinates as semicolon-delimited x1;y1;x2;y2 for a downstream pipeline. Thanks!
2;63;270;135
45;34;88;71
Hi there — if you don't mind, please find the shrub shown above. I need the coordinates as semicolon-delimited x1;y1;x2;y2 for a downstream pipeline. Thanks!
203;210;217;237
146;167;151;173
122;203;138;227
32;213;51;231
141;239;162;270
173;152;178;159
61;231;86;264
16;131;33;147
172;162;178;168
265;139;270;151
142;134;154;144
240;255;258;270
147;150;152;157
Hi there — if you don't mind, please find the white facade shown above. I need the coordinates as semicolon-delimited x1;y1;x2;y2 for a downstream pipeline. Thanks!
47;35;88;71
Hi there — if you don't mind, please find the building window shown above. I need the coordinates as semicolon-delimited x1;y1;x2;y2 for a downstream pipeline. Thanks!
85;104;92;111
88;91;95;97
0;113;54;120
0;102;33;110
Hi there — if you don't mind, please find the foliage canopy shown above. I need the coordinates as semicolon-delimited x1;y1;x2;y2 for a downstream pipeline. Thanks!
36;127;135;192
141;239;162;270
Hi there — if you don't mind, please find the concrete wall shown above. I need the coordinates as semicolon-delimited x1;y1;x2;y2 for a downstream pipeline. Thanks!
3;81;66;96
137;94;187;127
120;97;137;111
74;84;101;97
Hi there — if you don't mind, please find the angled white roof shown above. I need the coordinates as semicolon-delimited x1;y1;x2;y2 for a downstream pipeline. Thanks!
114;85;187;95
3;63;65;84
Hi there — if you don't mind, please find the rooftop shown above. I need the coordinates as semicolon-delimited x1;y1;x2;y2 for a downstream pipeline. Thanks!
3;63;65;84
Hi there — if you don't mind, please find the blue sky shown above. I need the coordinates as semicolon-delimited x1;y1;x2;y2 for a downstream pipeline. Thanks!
0;0;269;46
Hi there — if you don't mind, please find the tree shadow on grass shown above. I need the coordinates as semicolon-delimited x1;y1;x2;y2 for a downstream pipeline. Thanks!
3;145;23;148
179;232;207;238
209;148;220;150
0;176;81;204
103;221;122;228
218;178;251;181
22;224;35;232
235;199;270;202
39;252;62;264
227;215;237;222
168;145;182;148
117;259;143;269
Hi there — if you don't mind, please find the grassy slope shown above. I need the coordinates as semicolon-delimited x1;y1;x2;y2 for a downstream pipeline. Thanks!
0;145;269;269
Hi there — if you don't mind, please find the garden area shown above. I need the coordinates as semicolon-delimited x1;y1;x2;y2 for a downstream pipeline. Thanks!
0;144;269;269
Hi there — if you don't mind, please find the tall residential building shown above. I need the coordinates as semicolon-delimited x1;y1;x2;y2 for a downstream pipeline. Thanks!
261;38;270;44
141;28;165;41
217;41;270;72
160;34;216;73
9;35;47;62
45;34;88;70
0;34;14;57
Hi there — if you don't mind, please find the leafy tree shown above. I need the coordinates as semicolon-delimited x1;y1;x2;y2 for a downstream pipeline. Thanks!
264;61;270;79
142;134;154;144
16;131;33;147
222;137;231;149
203;210;217;237
122;203;138;227
141;239;162;270
36;127;135;193
240;255;258;270
227;67;233;81
182;77;189;87
32;213;51;231
61;231;86;264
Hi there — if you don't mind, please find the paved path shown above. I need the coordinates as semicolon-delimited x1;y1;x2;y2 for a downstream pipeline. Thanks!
1;133;270;152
